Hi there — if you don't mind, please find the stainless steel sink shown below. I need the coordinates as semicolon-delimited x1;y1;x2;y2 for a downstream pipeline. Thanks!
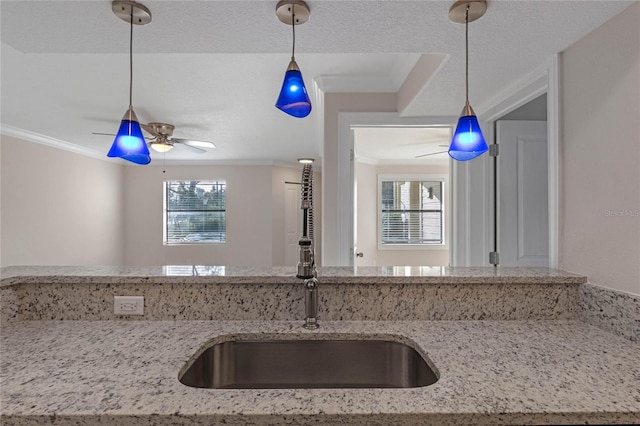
179;338;439;389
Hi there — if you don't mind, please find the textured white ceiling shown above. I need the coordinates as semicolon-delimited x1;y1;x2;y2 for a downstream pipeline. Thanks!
355;127;451;165
0;0;635;165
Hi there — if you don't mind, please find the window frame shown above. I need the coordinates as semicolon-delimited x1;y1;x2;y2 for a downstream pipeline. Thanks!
163;179;227;245
377;174;448;251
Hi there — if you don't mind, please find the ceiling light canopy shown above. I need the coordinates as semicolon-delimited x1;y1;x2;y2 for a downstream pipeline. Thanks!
448;0;489;162
275;0;312;118
106;0;151;165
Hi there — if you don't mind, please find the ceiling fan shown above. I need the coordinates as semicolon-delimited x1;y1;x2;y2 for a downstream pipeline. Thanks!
94;122;215;154
141;122;215;154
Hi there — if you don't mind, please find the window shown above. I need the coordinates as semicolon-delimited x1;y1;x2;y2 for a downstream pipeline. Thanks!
379;176;445;246
164;180;226;244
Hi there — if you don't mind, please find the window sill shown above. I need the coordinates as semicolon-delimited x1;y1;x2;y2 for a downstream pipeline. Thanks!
164;242;226;246
377;244;448;251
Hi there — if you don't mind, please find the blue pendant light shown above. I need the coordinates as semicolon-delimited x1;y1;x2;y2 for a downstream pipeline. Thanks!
107;107;150;165
275;0;312;118
276;60;312;118
107;0;151;165
448;0;488;161
449;102;488;161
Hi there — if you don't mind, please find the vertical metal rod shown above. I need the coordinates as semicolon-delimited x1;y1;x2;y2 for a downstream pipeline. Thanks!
303;277;319;329
291;6;296;61
129;6;134;108
465;4;469;105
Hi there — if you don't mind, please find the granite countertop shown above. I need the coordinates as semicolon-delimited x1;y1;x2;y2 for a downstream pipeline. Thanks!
0;265;587;286
2;319;638;425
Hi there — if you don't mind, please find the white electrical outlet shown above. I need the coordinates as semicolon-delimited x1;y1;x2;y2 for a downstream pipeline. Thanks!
114;296;144;315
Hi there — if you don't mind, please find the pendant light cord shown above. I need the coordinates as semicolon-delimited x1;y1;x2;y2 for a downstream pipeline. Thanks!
129;6;134;108
291;7;296;61
465;4;469;105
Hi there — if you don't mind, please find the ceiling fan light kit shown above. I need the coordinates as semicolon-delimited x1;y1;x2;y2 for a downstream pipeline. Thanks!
145;122;175;152
150;141;173;153
107;0;152;165
447;0;489;162
142;122;216;154
275;0;312;118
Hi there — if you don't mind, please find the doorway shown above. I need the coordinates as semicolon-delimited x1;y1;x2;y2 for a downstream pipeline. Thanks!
353;126;452;267
335;113;458;266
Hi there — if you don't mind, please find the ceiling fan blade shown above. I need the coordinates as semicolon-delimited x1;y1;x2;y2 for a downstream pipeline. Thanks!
175;141;207;154
140;123;161;137
173;139;216;149
415;150;448;158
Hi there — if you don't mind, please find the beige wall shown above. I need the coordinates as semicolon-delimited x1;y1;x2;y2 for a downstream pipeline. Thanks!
322;93;398;265
124;164;273;266
123;163;320;267
560;2;640;295
356;162;450;266
0;135;125;266
0;136;321;268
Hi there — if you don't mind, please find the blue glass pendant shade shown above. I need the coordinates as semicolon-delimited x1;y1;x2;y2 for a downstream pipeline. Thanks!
275;63;312;118
107;108;151;165
448;114;488;161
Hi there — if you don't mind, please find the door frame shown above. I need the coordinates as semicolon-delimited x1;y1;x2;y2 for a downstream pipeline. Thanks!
479;54;560;268
336;113;458;266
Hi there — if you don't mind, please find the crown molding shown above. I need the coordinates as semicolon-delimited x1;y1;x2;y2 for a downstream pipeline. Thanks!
0;124;323;168
154;159;284;167
0;124;116;163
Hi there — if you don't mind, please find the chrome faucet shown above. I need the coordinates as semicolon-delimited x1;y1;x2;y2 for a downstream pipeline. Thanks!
296;159;319;329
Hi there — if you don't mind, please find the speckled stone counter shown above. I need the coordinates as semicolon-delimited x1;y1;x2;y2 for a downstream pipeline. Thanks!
1;320;639;425
2;266;637;424
0;265;588;285
0;266;585;323
579;283;640;342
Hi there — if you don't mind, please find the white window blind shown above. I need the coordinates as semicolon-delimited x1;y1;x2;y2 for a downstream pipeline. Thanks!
380;179;443;245
165;180;226;244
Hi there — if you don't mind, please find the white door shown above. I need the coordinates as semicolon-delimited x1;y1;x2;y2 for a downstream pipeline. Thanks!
285;183;303;266
354;161;378;266
497;120;549;267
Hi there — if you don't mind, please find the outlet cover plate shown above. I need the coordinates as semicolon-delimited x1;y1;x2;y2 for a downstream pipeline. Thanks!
114;296;144;315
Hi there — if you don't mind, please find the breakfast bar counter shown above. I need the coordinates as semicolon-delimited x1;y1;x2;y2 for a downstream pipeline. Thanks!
1;266;638;425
